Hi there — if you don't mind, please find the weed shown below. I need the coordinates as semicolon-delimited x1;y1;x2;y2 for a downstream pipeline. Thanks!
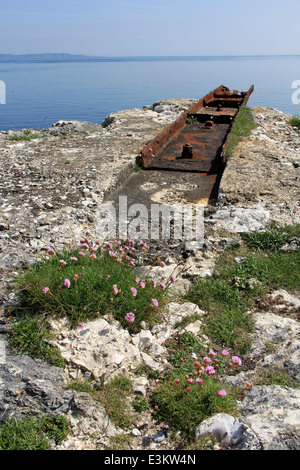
225;106;256;158
288;116;300;130
8;314;66;368
8;133;40;141
0;414;69;450
186;226;300;353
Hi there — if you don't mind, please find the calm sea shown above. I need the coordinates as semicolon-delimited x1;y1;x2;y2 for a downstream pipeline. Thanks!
0;55;300;131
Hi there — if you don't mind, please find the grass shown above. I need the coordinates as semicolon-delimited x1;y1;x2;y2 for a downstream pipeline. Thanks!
68;374;133;429
224;106;257;158
7;314;66;368
151;349;240;439
8;132;40;141
186;224;300;354
288;115;300;130
11;235;172;333
0;414;69;450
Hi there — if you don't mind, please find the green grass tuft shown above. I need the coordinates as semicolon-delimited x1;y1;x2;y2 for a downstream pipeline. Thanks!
225;106;256;158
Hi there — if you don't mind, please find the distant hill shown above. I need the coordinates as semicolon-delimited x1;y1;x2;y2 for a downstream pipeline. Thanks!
0;53;96;62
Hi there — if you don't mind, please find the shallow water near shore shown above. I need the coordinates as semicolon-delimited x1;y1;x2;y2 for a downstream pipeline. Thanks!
0;54;300;131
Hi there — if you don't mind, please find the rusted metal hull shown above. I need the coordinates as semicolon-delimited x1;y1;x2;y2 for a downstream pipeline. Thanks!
137;85;254;173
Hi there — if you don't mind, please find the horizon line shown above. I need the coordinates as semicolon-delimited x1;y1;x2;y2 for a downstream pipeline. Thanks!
0;52;300;58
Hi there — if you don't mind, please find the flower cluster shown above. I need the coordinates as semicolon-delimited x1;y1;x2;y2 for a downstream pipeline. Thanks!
40;232;179;328
159;348;243;398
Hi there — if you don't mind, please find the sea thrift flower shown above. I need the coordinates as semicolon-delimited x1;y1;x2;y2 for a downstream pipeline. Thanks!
64;279;71;288
151;279;157;288
130;260;135;267
221;349;229;357
135;277;140;284
78;322;85;329
186;386;191;392
232;356;242;366
152;298;159;308
131;287;137;297
48;249;56;256
43;246;51;252
205;365;216;375
90;254;97;260
125;312;135;323
175;378;180;384
187;378;194;384
81;243;89;250
160;283;166;290
78;251;85;257
209;349;216;357
217;389;227;397
170;275;176;283
70;257;78;262
196;378;203;385
59;260;67;266
43;287;50;294
140;281;145;289
203;357;211;364
112;285;118;295
159;261;166;267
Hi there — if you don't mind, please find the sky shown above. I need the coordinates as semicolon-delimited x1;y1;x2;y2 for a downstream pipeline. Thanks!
0;0;300;56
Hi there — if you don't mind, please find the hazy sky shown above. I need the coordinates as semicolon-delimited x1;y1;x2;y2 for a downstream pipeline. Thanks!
1;0;300;56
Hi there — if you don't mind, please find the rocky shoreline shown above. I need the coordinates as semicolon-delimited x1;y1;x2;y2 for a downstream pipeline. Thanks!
0;102;299;450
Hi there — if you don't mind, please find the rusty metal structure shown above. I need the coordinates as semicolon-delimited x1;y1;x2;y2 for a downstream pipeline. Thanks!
137;85;254;174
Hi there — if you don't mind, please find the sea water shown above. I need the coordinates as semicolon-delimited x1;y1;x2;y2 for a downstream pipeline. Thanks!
0;55;299;131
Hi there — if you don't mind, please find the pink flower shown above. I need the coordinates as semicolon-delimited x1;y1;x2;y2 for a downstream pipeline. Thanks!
203;357;211;364
205;365;216;375
135;277;140;284
70;257;78;262
175;378;180;384
196;378;203;385
131;287;137;297
43;287;50;294
160;283;166;290
186;386;191;392
112;284;118;295
170;275;176;283
232;355;242;366
78;322;85;329
64;279;71;288
221;349;229;356
59;260;66;266
187;378;194;384
90;254;97;260
130;260;135;267
48;248;56;256
78;251;85;257
209;349;216;357
151;279;157;288
159;261;166;267
152;298;159;308
140;281;145;289
125;312;135;323
81;243;89;250
217;389;227;397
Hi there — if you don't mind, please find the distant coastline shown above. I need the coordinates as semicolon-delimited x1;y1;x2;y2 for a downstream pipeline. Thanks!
0;52;300;63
